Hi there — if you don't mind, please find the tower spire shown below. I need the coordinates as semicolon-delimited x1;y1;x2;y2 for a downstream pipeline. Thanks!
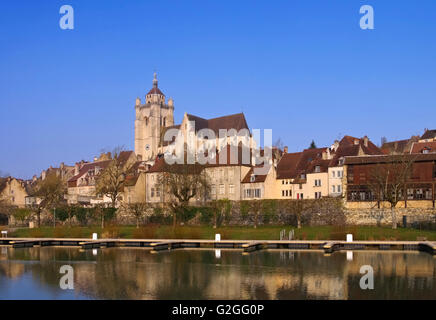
153;72;158;88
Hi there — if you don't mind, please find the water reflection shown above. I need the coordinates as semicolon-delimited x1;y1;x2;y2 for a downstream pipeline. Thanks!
0;246;435;300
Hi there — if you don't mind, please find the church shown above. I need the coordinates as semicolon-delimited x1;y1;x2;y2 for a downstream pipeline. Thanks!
134;73;251;163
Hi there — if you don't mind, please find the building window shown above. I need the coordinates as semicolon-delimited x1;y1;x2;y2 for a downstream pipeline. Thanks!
219;184;225;195
229;184;234;194
211;185;216;195
151;188;155;198
332;185;336;193
299;184;303;190
315;192;321;199
315;166;321;173
338;185;342;193
285;190;288;197
314;179;321;187
332;171;336;178
254;189;261;198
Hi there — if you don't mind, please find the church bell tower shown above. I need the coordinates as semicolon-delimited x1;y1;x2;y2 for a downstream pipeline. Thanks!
134;73;174;162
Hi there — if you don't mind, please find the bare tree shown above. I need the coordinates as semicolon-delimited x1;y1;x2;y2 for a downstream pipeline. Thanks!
28;172;66;227
368;154;416;229
282;199;313;229
158;162;210;228
209;199;232;228
95;147;136;207
123;202;149;228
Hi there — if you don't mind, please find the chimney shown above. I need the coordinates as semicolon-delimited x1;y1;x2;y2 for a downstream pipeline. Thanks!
60;162;64;170
74;163;80;176
284;146;288;154
41;170;46;180
363;136;369;147
32;175;37;182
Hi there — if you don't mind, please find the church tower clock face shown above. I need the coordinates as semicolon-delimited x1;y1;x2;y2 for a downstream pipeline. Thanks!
145;144;150;151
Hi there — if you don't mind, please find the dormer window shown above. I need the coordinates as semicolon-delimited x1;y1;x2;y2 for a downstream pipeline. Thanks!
315;165;321;173
338;158;344;165
300;174;306;179
250;174;256;182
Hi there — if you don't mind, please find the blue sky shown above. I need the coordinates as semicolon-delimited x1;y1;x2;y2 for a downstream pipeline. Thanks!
1;0;435;178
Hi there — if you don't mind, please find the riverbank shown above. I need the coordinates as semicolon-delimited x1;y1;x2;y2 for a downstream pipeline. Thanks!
5;225;436;241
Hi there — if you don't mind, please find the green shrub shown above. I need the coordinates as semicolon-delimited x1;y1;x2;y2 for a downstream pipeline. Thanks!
199;207;214;225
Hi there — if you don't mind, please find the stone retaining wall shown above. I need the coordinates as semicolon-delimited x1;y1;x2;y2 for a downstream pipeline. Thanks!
345;207;436;226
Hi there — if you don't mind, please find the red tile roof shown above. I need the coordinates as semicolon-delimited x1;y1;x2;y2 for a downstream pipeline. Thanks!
68;160;112;183
420;129;436;141
410;141;436;154
147;87;165;96
276;148;326;180
241;166;270;184
186;113;249;135
329;136;383;166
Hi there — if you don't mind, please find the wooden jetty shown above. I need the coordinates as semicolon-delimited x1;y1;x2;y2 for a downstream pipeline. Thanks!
1;237;436;255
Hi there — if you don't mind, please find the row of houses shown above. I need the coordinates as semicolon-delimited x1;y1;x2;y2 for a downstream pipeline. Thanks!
0;128;434;214
2;127;436;215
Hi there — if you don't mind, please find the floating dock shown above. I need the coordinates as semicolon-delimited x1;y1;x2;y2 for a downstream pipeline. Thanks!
1;237;435;255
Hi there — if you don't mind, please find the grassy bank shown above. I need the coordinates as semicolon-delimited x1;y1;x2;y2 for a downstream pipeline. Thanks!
7;225;436;241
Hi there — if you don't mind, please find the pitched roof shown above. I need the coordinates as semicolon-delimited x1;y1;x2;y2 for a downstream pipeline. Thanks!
381;136;420;154
276;152;304;179
276;148;327;180
68;160;112;183
117;151;135;163
186;113;249;135
241;166;270;184
148;156;205;174
420;129;436;140
329;136;383;166
410;141;436;154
